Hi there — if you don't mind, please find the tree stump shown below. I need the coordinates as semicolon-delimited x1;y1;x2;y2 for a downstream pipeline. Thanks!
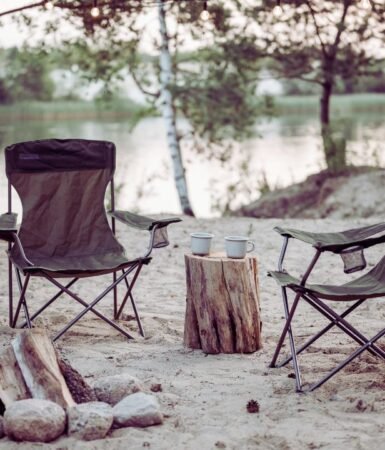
184;253;262;354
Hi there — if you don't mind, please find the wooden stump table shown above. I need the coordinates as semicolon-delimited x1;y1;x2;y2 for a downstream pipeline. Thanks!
184;253;262;354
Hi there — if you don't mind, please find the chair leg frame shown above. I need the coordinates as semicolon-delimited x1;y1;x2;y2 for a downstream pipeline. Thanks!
270;237;320;391
304;293;385;360
276;298;371;368
15;268;31;329
12;270;31;328
9;261;146;342
116;265;145;337
271;237;385;392
8;241;13;327
18;278;79;329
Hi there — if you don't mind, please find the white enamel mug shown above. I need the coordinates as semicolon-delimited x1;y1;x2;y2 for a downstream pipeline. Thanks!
190;232;214;256
225;236;255;259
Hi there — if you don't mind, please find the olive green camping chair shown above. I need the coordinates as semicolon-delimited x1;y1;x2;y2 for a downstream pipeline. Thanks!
269;222;385;392
0;139;181;341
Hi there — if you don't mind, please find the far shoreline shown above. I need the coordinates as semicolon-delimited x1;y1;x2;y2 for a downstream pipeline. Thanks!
0;93;385;123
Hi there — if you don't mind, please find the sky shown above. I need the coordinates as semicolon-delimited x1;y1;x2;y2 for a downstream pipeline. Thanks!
0;0;161;49
0;1;53;47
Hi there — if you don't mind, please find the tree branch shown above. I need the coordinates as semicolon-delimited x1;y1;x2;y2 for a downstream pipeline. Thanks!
0;1;44;18
329;0;351;59
130;67;160;98
305;0;328;58
0;0;141;18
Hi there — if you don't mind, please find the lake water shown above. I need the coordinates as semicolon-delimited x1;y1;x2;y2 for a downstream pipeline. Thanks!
0;112;384;217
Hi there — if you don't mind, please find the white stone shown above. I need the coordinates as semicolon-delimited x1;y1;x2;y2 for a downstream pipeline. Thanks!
67;401;113;441
93;374;142;405
113;392;163;428
4;399;65;442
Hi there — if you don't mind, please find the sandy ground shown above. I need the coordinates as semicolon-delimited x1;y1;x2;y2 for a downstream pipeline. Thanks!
1;216;385;450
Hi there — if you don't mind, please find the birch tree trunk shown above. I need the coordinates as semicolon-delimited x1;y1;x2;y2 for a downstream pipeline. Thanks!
157;0;194;216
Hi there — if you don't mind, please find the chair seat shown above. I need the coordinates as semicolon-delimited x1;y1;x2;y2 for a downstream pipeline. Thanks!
269;255;385;301
11;250;151;278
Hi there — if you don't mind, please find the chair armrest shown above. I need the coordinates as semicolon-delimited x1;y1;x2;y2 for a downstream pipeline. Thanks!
108;210;181;230
109;210;182;255
274;222;385;253
0;212;18;242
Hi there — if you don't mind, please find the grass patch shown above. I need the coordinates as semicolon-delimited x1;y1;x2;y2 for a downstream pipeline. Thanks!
0;99;153;123
1;94;384;123
274;93;385;115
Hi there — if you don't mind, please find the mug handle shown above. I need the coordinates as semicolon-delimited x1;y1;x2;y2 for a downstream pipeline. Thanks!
246;241;255;253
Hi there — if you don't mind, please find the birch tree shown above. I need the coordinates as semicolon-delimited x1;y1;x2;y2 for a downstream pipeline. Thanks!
21;0;195;215
157;0;193;216
6;0;261;215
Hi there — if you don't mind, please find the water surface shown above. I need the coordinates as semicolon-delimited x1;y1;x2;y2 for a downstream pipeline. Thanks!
0;112;383;217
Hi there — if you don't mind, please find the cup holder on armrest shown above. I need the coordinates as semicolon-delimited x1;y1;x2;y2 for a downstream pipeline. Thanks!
340;246;367;274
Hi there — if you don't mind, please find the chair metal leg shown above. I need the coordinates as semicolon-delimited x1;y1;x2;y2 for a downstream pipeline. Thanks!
44;270;137;341
53;293;134;342
307;324;385;392
8;248;13;327
277;298;366;368
270;247;321;390
116;264;142;318
271;288;303;390
114;264;145;336
304;294;385;360
19;278;78;328
12;272;31;328
12;262;146;341
129;292;145;337
15;269;31;328
113;271;117;319
279;291;385;391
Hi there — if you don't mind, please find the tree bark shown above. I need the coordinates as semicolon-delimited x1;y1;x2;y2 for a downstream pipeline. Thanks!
0;329;97;409
157;0;194;216
0;348;30;407
320;77;346;171
184;254;262;354
11;329;75;409
320;80;332;127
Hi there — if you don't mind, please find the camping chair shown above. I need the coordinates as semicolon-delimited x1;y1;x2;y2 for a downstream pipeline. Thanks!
268;222;385;392
0;139;181;341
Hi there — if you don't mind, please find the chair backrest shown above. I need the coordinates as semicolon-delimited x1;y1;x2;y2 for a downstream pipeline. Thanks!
5;139;122;260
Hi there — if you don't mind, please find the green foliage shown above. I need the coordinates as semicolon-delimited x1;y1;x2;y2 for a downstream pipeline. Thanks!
0;47;54;102
58;39;135;101
11;0;268;215
0;79;12;104
170;2;262;143
52;1;264;144
176;69;257;142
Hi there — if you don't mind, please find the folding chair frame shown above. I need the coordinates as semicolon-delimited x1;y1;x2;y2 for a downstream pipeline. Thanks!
6;176;163;341
270;236;385;393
